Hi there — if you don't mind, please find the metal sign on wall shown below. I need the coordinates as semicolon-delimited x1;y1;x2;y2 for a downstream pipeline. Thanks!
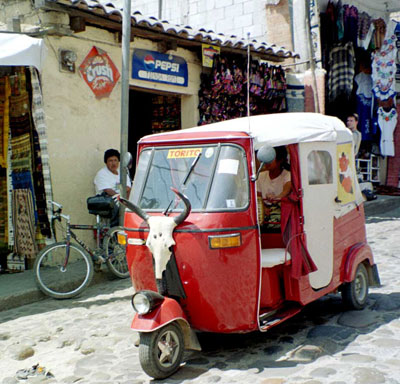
79;46;120;98
132;49;188;87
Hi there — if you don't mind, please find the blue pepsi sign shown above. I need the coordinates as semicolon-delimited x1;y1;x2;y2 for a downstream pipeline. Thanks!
132;49;188;87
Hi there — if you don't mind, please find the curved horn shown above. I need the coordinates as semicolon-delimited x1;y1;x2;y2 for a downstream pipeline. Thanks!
119;197;149;222
171;188;191;225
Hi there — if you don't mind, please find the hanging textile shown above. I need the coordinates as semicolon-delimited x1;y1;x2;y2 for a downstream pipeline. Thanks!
377;107;397;157
12;188;37;259
286;73;305;113
328;41;355;102
354;72;373;141
343;4;358;48
281;144;317;279
0;77;11;168
357;12;374;50
7;129;13;248
0;171;7;246
373;19;387;50
29;68;53;240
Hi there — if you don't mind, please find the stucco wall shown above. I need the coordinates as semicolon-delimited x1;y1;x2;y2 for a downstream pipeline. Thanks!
41;30;200;241
265;0;293;52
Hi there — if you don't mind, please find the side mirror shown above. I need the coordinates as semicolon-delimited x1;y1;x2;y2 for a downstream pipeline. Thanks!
122;152;133;169
257;145;276;164
251;145;276;181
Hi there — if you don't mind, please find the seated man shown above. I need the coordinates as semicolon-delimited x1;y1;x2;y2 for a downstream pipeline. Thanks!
256;146;291;232
94;149;132;226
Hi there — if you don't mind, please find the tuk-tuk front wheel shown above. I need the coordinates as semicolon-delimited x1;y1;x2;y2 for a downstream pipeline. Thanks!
139;323;184;379
342;263;369;310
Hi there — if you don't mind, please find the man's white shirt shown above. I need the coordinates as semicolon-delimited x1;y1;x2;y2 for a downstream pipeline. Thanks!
94;166;131;194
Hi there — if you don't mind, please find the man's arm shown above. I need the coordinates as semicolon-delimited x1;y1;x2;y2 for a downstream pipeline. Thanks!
103;188;118;196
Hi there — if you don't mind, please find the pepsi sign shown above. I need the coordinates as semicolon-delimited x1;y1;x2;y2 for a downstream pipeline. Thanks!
132;49;188;87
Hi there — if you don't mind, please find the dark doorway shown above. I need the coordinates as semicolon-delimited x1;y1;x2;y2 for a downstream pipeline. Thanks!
128;89;181;176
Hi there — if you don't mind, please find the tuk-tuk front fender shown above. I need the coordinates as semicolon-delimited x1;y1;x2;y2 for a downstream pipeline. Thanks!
343;243;377;285
131;296;201;351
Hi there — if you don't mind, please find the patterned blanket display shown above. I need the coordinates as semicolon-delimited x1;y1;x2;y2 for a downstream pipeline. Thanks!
0;67;53;272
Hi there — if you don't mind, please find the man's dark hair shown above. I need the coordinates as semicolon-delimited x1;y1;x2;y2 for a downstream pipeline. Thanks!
348;113;359;122
104;148;120;163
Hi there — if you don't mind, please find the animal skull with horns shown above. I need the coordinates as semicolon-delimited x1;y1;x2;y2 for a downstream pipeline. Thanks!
120;188;191;287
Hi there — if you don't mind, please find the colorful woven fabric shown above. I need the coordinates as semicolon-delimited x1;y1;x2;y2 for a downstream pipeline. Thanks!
30;68;54;241
10;133;32;172
0;173;7;245
12;188;37;258
0;77;11;168
9;93;30;118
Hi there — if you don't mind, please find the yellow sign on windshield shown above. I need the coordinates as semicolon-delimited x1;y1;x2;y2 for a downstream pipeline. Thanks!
167;148;202;159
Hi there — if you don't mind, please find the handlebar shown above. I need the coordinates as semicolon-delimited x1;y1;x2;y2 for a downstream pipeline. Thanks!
48;200;63;210
47;200;70;222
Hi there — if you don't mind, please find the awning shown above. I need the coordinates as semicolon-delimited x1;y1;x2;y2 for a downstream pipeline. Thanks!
0;33;47;71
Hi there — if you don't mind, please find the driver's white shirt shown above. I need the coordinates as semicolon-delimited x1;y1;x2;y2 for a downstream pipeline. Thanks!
256;169;290;198
94;166;131;195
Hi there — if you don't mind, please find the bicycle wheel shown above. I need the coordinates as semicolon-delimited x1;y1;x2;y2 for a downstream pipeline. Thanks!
34;242;94;299
104;226;130;279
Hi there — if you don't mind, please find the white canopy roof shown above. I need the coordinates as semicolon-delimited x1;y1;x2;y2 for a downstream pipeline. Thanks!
0;33;46;71
149;113;352;149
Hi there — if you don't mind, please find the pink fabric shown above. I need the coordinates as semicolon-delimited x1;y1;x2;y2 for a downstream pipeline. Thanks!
281;144;317;279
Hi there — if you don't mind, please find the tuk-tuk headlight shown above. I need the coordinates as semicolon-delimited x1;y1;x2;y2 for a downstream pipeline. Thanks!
131;290;164;315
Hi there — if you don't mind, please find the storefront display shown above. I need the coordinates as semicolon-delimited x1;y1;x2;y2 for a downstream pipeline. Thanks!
151;95;180;133
0;67;51;273
198;54;287;125
320;0;400;185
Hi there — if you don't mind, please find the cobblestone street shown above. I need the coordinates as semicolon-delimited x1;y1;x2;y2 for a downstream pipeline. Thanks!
1;215;400;384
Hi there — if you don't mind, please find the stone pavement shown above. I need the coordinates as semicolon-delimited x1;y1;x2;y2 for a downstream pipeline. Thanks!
0;213;399;383
0;195;400;384
0;194;399;313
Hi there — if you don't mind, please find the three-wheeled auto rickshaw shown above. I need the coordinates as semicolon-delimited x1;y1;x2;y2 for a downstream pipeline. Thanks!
118;113;380;379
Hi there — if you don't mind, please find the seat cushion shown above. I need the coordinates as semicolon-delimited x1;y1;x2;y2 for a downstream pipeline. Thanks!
261;248;291;268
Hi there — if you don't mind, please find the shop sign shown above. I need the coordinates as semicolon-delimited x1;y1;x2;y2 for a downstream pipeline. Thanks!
132;49;188;87
202;44;220;68
79;46;120;98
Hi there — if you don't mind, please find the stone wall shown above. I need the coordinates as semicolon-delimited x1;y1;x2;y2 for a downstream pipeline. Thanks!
132;0;267;41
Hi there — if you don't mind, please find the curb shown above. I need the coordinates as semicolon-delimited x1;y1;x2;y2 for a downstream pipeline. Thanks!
364;195;400;216
0;268;116;313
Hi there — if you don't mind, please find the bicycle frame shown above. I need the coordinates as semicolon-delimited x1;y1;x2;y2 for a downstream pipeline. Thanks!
61;214;107;266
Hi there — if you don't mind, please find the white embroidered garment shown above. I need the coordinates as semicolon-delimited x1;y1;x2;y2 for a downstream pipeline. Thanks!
378;107;398;157
354;72;372;98
372;21;397;101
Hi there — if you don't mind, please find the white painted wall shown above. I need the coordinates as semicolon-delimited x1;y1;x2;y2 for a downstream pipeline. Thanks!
132;0;268;41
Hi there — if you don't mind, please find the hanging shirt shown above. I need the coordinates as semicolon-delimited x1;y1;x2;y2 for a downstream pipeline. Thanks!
378;107;398;157
328;41;355;102
372;20;397;101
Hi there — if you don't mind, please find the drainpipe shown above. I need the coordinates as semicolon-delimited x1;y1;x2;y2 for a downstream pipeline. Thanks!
159;0;163;19
119;0;131;223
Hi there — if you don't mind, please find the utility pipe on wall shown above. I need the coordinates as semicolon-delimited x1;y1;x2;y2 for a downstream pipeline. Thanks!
119;0;132;222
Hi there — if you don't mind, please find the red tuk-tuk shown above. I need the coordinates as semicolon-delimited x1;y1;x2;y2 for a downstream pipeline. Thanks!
118;113;380;379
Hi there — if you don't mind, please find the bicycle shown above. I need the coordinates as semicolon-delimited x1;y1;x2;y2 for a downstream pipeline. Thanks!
34;200;130;299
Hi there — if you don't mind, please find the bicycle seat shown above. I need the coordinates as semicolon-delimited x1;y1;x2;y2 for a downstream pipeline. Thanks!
87;194;115;218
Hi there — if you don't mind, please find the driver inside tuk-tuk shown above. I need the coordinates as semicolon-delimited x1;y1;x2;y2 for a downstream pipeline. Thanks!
256;146;291;232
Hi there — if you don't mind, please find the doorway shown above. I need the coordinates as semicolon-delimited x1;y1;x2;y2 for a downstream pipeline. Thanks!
128;89;181;176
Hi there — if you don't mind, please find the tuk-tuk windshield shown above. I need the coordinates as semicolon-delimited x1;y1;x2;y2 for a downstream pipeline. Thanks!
130;144;249;211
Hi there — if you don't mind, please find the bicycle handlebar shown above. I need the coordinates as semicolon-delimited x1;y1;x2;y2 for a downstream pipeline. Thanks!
48;200;63;210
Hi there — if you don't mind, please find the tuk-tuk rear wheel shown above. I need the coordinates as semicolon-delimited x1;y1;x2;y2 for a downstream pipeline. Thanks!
138;322;184;379
342;263;369;310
